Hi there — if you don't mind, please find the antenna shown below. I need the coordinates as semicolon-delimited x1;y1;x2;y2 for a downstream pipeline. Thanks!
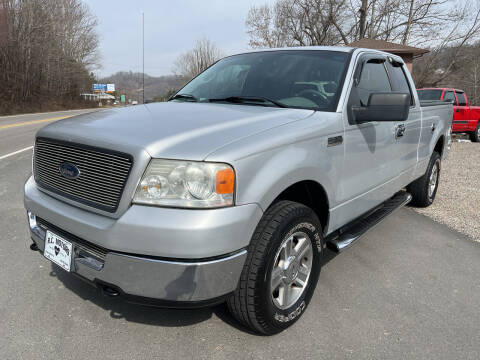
142;12;145;104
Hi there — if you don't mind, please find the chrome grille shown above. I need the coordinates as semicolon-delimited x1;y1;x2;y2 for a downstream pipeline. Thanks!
34;138;133;212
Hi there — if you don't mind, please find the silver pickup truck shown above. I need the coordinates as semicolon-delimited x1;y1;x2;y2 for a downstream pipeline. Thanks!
25;46;452;334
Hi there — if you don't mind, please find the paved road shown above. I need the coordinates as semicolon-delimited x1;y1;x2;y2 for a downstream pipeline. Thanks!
0;111;479;359
0;109;97;158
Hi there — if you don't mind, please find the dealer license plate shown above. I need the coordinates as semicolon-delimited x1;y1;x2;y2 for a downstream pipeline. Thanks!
44;230;73;272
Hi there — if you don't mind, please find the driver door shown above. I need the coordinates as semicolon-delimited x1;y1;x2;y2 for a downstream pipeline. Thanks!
335;55;398;228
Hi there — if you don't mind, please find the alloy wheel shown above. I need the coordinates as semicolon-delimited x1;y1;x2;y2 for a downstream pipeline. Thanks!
270;231;313;309
428;160;440;199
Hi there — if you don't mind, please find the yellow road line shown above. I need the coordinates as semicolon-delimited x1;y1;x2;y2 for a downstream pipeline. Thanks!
0;115;74;130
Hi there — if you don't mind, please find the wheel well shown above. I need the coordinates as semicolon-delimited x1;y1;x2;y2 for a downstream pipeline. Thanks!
274;180;329;232
434;135;445;157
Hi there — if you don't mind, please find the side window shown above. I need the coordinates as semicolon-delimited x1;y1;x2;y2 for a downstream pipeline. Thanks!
455;92;467;106
355;60;391;106
386;61;413;105
443;91;456;104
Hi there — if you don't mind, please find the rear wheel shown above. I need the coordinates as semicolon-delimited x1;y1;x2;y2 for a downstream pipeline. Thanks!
227;200;323;335
470;122;480;142
407;151;441;207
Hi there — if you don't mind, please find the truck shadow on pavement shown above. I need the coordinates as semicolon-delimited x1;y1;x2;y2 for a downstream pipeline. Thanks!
49;263;214;328
49;248;339;333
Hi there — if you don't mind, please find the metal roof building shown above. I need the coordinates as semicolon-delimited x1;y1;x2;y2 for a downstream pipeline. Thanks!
348;38;429;73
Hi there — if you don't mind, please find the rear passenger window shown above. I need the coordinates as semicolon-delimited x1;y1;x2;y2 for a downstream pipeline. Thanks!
356;61;391;106
386;61;413;105
443;91;456;104
456;92;467;106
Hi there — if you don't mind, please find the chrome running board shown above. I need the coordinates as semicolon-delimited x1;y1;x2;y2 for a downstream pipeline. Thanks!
327;192;412;252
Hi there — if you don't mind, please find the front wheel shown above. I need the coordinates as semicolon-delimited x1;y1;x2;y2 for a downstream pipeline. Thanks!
227;201;323;335
407;151;441;207
470;122;480;142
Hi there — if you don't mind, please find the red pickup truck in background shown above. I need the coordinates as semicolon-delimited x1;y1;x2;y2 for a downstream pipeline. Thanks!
418;88;480;142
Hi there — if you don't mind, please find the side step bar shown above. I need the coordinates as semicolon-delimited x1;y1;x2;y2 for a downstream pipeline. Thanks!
327;192;412;252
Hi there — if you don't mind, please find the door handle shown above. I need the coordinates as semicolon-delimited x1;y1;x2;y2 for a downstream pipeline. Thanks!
395;124;405;138
327;135;343;147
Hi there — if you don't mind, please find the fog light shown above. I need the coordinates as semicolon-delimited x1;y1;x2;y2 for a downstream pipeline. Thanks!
27;211;37;229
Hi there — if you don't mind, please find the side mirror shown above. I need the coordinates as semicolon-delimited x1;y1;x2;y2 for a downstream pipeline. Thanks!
353;92;410;123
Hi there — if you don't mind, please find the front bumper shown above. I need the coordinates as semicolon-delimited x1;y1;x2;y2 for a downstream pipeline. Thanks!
25;177;263;303
29;215;247;303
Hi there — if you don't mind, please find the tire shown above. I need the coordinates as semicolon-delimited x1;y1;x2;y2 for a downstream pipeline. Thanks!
227;200;323;335
470;122;480;142
407;151;441;207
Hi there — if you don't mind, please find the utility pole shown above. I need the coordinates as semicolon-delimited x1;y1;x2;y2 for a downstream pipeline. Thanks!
142;12;145;104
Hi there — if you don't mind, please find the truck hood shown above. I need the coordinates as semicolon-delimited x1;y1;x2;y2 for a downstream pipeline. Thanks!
37;102;314;161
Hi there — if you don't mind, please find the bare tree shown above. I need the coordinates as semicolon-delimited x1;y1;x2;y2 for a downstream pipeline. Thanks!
0;5;7;46
358;0;368;40
0;0;99;113
246;0;352;47
173;38;224;79
246;0;480;91
246;0;480;48
412;1;480;87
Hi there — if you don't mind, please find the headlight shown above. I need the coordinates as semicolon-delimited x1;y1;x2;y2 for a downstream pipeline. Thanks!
133;159;235;208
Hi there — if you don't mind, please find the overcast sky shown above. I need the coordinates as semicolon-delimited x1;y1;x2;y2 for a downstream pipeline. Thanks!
83;0;276;77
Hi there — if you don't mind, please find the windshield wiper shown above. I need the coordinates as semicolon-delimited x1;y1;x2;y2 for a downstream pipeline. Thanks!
207;96;288;108
169;93;198;102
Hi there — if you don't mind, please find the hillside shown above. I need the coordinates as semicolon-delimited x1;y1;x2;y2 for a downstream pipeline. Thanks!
99;71;186;102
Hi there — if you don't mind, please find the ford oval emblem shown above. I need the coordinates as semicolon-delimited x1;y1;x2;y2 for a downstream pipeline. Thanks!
59;162;80;179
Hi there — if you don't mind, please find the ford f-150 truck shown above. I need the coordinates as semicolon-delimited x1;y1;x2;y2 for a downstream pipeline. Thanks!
25;47;452;334
418;87;480;142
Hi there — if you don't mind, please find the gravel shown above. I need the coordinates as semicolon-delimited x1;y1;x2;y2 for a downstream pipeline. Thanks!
413;141;480;242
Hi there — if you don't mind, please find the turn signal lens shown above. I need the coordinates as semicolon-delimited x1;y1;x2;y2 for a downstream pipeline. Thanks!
216;168;235;194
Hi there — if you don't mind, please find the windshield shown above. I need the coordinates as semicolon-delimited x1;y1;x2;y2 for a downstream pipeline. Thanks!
174;50;350;111
417;89;443;101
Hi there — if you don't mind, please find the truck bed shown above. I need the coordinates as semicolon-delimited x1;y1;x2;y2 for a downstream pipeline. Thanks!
420;100;447;107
